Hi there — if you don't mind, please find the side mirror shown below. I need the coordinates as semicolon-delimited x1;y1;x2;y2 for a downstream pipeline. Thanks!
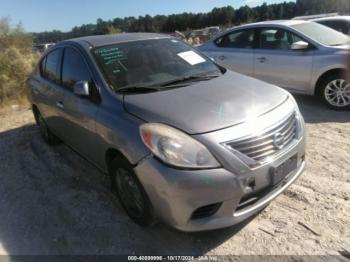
73;81;90;97
291;41;309;50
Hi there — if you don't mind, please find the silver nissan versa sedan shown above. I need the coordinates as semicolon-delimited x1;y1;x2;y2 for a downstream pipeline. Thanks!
199;20;350;110
27;33;305;232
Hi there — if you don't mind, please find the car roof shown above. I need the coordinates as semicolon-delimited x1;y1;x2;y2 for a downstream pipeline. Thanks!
216;20;309;37
311;16;350;22
63;32;171;48
238;20;309;28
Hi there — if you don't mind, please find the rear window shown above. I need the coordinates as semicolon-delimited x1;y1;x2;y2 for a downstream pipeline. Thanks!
291;22;349;46
317;20;350;35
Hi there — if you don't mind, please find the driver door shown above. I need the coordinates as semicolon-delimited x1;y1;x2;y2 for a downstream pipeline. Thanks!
58;47;100;163
253;27;314;93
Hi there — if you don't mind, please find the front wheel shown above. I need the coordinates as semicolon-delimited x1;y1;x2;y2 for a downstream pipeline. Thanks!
109;158;156;227
319;74;350;110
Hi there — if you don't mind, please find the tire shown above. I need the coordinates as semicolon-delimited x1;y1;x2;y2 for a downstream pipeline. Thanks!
318;73;350;110
33;108;60;145
109;157;156;227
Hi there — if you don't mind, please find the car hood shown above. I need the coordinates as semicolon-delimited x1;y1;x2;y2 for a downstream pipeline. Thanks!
124;71;289;134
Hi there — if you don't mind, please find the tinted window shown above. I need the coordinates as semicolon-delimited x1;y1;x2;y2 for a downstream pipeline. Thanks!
290;32;304;43
318;20;350;35
259;28;290;50
62;48;91;89
258;28;308;50
43;49;61;83
215;29;255;48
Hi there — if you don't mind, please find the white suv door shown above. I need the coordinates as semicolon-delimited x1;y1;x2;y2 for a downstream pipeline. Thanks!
253;27;314;94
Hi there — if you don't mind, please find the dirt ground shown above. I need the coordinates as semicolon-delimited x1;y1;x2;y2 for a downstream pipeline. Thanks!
0;96;349;258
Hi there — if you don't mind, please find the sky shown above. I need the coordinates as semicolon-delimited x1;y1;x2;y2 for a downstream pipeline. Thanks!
0;0;293;32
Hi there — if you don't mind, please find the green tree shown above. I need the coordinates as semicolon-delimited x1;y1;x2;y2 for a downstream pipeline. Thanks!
32;1;350;44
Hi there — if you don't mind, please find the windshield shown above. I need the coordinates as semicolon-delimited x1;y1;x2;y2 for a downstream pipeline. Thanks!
93;38;222;91
291;22;349;46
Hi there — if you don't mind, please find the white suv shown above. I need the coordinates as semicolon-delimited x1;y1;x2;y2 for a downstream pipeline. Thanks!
312;16;350;36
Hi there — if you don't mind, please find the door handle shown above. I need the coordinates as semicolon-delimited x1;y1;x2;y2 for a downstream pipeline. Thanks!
257;57;267;63
218;55;226;60
56;101;64;109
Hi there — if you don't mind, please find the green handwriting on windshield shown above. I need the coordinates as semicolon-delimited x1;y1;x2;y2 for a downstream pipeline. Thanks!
95;47;128;73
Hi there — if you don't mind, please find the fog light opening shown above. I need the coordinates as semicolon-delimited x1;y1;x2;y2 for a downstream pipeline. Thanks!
191;202;222;220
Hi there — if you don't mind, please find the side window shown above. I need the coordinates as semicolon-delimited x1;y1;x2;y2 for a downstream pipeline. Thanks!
43;49;61;83
62;48;92;89
290;32;304;44
258;28;291;50
215;29;255;48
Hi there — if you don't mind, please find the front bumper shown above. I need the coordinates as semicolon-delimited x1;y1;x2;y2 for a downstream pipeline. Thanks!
134;141;305;232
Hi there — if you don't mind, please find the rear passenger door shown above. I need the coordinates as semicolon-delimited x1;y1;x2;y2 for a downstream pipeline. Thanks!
208;29;256;76
38;48;67;138
59;46;100;162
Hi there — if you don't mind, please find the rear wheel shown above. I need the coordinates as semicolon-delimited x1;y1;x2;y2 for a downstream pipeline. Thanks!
109;157;156;227
33;108;60;145
319;74;350;110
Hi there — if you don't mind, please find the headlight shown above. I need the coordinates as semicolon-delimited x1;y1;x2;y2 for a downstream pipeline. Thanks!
139;123;220;169
288;94;304;139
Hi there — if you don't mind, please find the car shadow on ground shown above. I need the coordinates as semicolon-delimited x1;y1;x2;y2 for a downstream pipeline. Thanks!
0;124;254;255
294;95;350;124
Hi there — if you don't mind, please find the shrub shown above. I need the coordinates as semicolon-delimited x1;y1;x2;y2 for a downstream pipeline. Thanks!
0;17;40;104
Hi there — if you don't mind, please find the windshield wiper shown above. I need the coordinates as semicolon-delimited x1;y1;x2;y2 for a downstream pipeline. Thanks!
116;85;160;93
115;72;221;93
160;73;220;87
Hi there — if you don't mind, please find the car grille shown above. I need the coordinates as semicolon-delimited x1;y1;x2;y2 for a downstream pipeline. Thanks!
226;112;297;164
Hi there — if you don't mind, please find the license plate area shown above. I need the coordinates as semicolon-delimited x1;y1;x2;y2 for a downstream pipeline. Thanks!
271;154;298;186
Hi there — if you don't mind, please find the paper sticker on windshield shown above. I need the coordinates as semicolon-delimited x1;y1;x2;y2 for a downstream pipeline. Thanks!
177;51;205;65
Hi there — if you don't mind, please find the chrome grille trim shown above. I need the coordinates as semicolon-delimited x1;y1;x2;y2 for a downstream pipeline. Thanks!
225;112;297;166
